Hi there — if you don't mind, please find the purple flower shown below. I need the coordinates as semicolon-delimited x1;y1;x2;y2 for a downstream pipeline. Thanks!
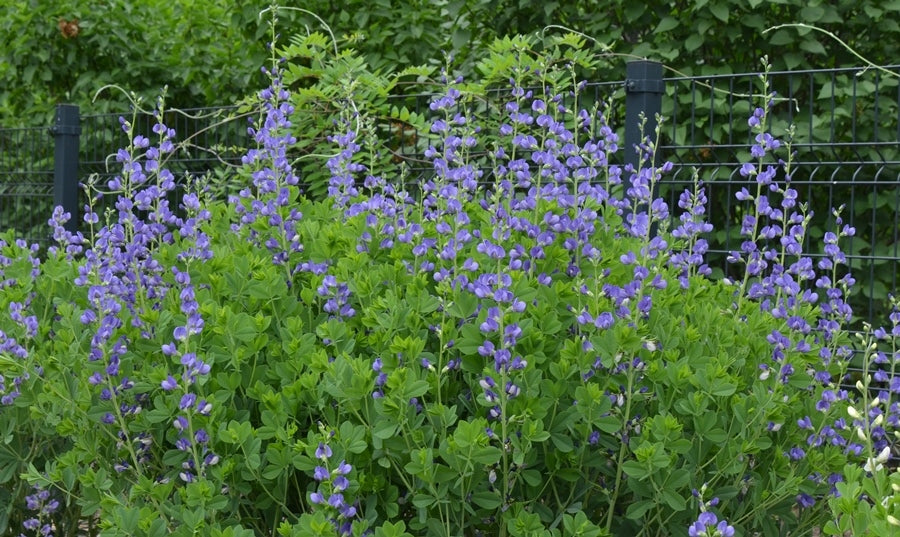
316;443;333;460
688;511;735;537
328;493;345;508
314;466;330;481
161;376;178;391
333;475;350;491
179;393;196;410
173;416;188;431
788;446;806;461
334;460;352;475
796;492;815;509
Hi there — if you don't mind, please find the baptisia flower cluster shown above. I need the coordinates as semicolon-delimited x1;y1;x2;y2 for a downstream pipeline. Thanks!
63;95;216;479
232;67;304;271
688;512;735;537
19;484;60;537
308;441;358;536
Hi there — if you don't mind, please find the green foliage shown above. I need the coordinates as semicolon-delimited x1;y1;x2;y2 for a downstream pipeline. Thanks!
276;30;434;200
0;0;269;126
280;0;900;78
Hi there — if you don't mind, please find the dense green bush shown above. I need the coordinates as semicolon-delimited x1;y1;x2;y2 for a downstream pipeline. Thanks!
0;0;269;126
282;0;900;76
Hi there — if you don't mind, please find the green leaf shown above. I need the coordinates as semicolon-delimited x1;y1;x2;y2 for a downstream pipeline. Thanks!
767;29;795;46
654;17;678;34
709;4;729;22
625;500;654;520
227;311;257;343
783;52;804;70
404;379;429;399
799;38;826;55
411;493;436;508
372;419;397;440
800;5;825;21
116;507;141;534
521;469;543;487
471;446;502;465
705;428;728;444
471;490;502;510
684;33;704;52
709;381;736;397
375;521;413;537
623;3;646;22
562;511;604;537
621;460;649;480
452;28;472;51
661;489;687;511
551;432;574;452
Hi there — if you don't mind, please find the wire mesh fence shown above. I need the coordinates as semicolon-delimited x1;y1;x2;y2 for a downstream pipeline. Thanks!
653;66;900;328
77;106;253;227
0;126;55;245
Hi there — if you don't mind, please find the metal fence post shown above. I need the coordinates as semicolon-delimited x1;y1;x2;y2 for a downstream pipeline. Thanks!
51;104;81;233
624;60;665;170
623;60;665;235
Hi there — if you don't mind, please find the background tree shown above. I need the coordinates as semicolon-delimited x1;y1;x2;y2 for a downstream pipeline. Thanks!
0;1;270;126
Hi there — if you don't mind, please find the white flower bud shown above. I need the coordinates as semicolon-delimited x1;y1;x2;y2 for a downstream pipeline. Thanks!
887;515;900;527
863;457;883;473
848;406;862;419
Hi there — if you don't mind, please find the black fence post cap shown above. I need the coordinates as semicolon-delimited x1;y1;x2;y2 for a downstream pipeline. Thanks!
625;60;665;94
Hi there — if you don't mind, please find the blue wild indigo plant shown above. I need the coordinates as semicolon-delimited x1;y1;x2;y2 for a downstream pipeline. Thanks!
1;52;899;537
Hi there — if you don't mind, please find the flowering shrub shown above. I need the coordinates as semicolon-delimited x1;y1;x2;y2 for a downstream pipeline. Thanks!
1;55;899;537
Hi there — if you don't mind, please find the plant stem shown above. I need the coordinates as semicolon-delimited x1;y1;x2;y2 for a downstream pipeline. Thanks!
605;366;635;533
